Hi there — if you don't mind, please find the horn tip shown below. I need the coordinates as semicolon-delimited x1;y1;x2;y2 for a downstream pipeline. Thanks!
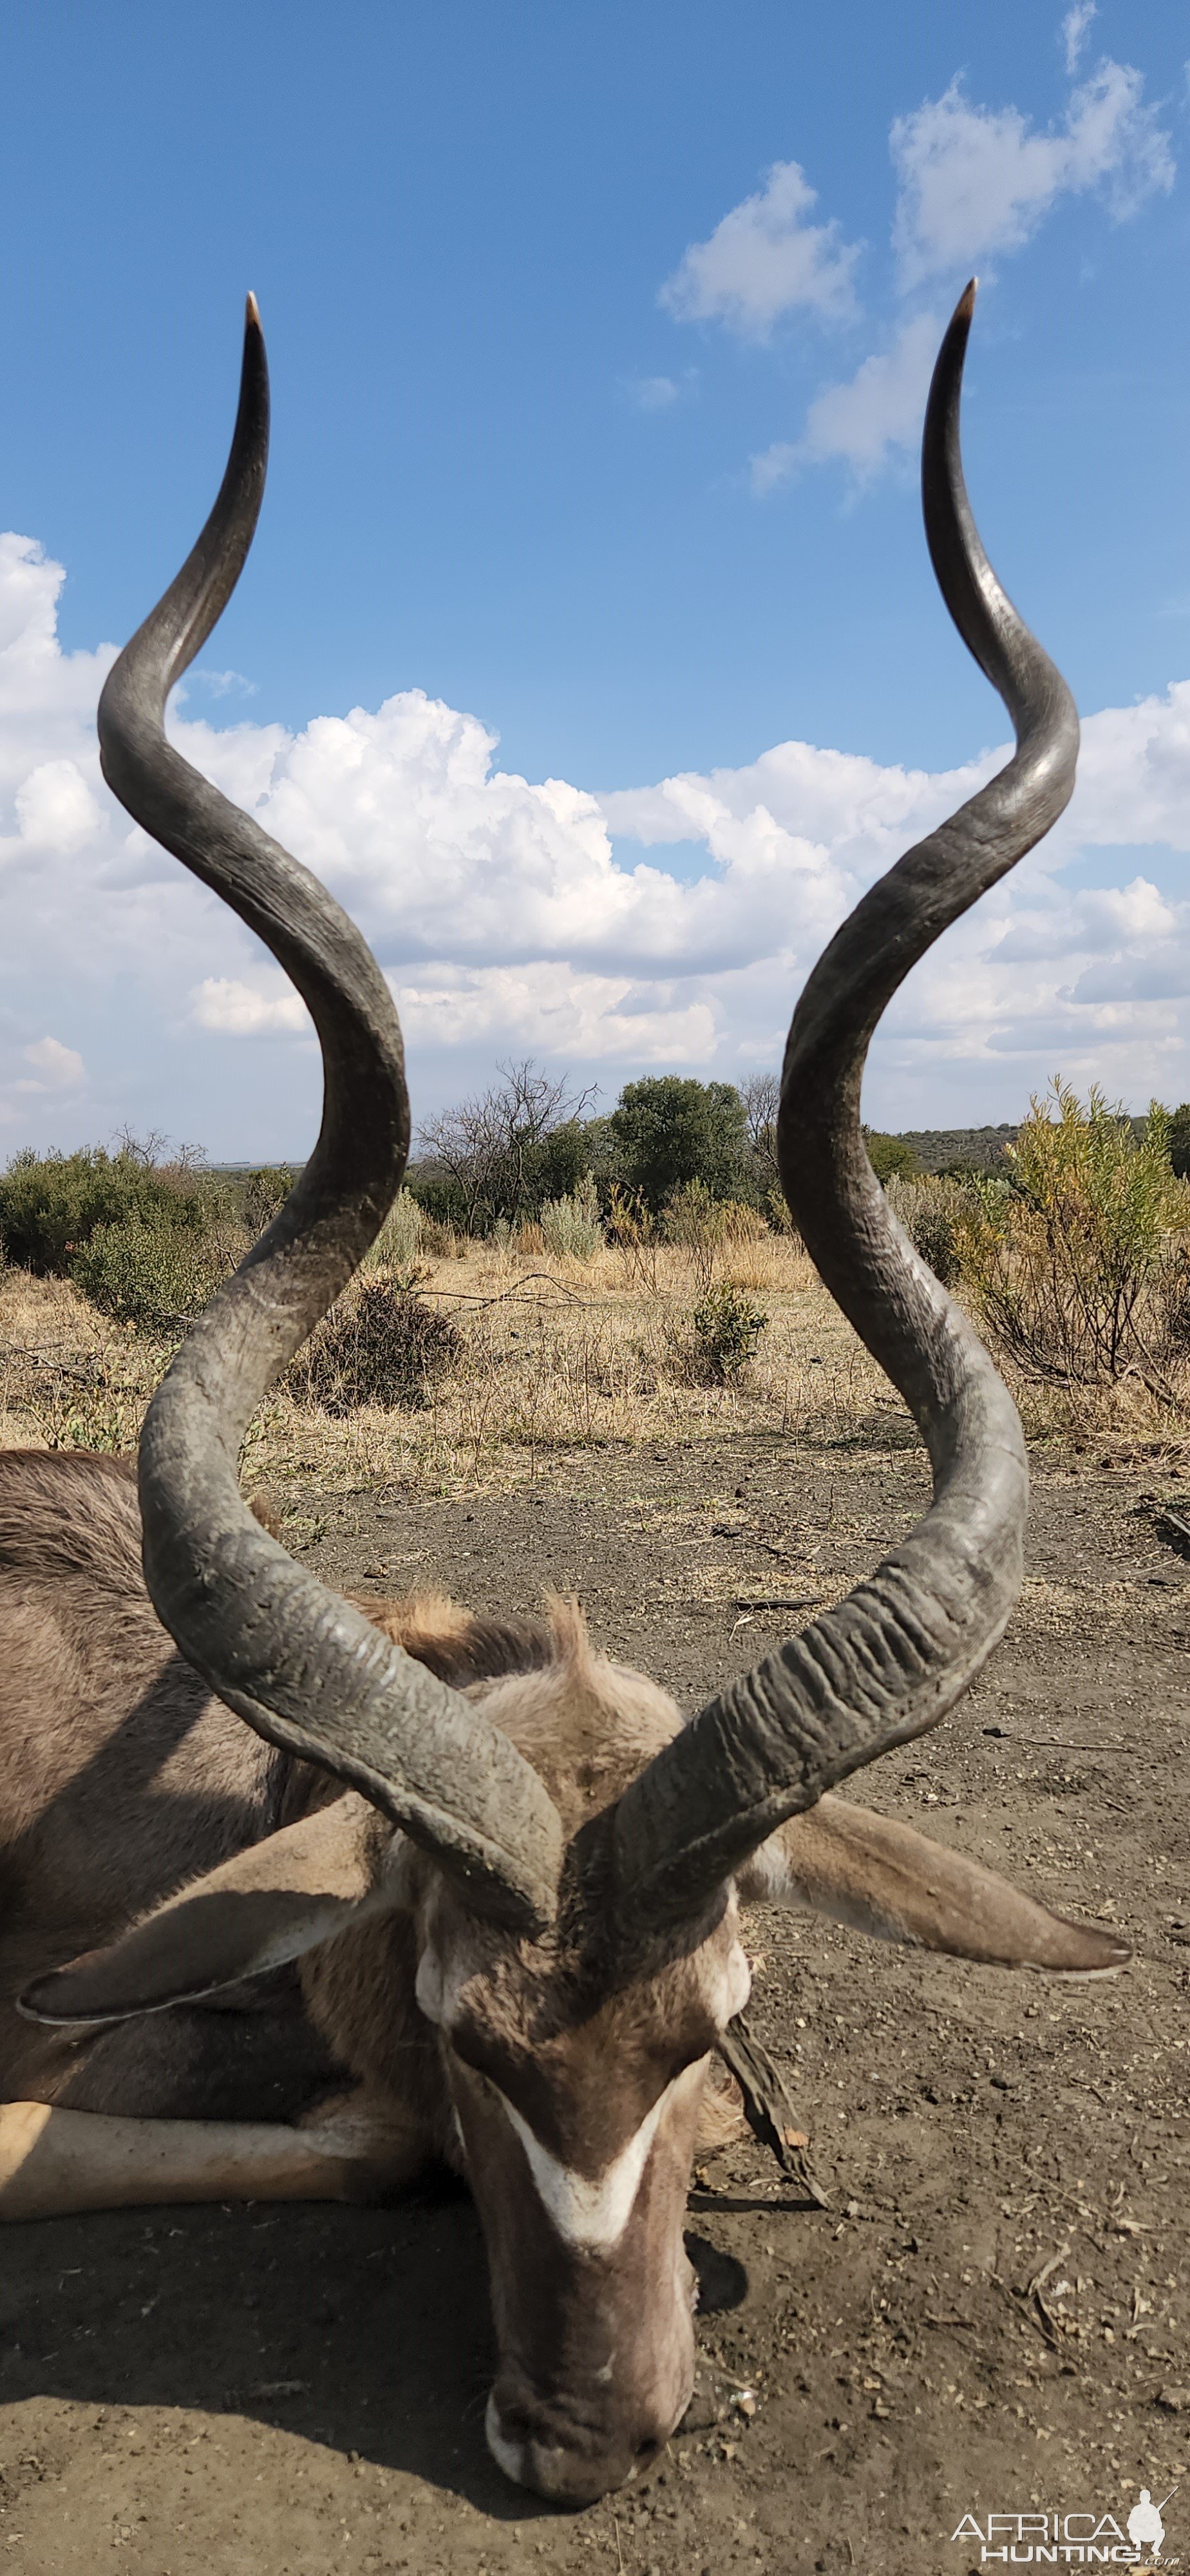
245;290;261;328
956;278;977;320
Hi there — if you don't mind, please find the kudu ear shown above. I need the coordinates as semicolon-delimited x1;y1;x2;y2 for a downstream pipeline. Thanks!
19;1795;404;2027
736;1795;1129;1976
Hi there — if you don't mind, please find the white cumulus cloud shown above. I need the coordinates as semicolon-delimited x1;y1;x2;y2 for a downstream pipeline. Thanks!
3;531;1190;1147
623;375;681;412
17;1035;86;1095
659;162;861;338
193;976;308;1036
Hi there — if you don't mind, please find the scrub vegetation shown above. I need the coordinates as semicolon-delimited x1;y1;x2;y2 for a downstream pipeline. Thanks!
0;1076;1187;1488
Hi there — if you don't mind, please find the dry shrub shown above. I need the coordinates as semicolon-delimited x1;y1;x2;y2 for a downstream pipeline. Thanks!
717;1198;768;1244
717;1232;807;1294
240;1167;296;1237
766;1184;800;1239
0;1272;158;1453
3;1343;153;1453
287;1273;460;1415
364;1189;424;1270
539;1171;602;1262
607;1186;661;1296
884;1173;969;1290
662;1180;727;1296
957;1084;1190;1392
420;1217;465;1259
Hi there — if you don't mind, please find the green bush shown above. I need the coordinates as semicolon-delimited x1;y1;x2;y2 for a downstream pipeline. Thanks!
682;1283;766;1386
0;1142;234;1274
291;1273;461;1414
70;1214;233;1332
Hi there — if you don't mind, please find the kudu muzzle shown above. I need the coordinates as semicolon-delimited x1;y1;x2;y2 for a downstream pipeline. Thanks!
452;2050;709;2501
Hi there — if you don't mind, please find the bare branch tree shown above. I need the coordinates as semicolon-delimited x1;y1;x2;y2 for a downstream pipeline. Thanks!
417;1059;596;1233
740;1072;780;1198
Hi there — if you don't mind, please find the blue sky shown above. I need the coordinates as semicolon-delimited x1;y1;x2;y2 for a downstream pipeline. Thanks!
1;0;1188;1155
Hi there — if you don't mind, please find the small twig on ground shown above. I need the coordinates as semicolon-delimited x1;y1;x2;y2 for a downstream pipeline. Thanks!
1026;2242;1072;2347
982;1727;1124;1752
1153;1502;1190;1555
416;1273;600;1311
990;2269;1064;2354
717;2014;830;2210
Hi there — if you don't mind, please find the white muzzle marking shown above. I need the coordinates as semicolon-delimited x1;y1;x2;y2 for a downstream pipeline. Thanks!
494;2057;709;2251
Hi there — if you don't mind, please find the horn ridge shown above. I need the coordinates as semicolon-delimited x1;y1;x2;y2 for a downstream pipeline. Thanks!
98;303;562;1935
610;285;1079;1935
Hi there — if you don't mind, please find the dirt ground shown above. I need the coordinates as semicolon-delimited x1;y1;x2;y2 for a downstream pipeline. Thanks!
3;1428;1189;2576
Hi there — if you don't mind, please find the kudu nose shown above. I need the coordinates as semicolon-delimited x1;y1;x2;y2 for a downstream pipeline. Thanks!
485;2382;679;2506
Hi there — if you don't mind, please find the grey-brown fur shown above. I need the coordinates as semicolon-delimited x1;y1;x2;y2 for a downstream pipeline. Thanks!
0;1448;1124;2501
0;1452;536;2130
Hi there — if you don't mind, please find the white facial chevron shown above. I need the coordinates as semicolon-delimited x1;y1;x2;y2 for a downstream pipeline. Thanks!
495;2056;710;2250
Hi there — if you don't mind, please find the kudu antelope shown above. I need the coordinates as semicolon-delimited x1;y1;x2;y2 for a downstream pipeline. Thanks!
0;286;1125;2504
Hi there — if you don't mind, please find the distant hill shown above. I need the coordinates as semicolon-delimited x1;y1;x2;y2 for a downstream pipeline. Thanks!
891;1124;1018;1174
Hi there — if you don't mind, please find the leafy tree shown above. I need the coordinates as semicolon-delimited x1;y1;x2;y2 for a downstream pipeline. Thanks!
609;1077;748;1213
863;1130;920;1185
527;1119;590;1207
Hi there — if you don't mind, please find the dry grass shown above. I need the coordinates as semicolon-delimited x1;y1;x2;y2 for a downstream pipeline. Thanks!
0;1235;891;1497
1;1228;1186;1501
0;1270;160;1454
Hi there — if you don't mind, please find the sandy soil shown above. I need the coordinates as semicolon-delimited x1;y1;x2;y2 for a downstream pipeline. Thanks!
3;1431;1189;2576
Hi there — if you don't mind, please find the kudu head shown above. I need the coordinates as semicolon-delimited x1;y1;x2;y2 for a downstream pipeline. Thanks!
25;286;1124;2501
